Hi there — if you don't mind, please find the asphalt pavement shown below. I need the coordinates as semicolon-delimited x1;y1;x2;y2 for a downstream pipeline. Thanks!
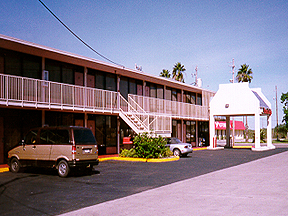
60;149;288;216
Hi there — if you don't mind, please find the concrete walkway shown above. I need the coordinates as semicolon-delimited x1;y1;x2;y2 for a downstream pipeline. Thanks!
60;151;288;216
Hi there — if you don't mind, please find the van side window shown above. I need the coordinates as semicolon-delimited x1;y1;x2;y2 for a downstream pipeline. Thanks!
40;129;69;144
24;130;38;144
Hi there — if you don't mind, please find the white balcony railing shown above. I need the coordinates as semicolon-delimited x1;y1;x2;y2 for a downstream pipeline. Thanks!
0;73;209;135
0;73;118;112
129;94;209;120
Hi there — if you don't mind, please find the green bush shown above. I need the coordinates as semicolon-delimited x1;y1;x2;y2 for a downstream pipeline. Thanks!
120;133;172;159
119;148;137;157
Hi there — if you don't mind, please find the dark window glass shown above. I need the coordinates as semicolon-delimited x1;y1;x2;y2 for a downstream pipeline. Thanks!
39;129;69;144
0;55;4;73
150;83;156;98
22;55;41;79
106;73;116;91
137;82;143;95
24;130;38;144
191;121;196;142
191;93;196;104
186;121;191;143
5;53;21;76
106;116;117;147
62;67;73;84
172;89;177;101
197;94;202;105
166;87;172;100
96;115;105;146
129;79;137;95
185;92;191;103
157;85;164;99
120;77;128;100
74;129;96;144
46;63;61;83
95;71;105;89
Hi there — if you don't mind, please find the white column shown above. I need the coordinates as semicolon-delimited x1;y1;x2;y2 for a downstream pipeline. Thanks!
209;113;215;148
254;110;260;148
267;115;272;147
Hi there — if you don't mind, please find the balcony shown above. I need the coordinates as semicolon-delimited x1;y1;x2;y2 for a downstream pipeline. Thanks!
129;94;210;121
0;73;210;135
0;73;118;113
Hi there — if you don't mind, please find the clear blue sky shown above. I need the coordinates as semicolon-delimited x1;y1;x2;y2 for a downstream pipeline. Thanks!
1;0;287;129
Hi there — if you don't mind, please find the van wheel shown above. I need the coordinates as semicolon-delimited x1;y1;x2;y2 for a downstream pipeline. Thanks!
57;160;70;178
10;158;21;173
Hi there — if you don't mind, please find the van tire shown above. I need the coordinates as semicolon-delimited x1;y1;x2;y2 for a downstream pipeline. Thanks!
10;158;21;173
57;160;70;178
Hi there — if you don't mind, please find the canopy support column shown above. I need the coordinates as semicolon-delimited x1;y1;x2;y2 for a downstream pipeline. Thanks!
225;116;231;148
254;110;261;149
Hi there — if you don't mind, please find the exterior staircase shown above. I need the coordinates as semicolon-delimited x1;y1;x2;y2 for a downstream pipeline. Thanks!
119;94;171;136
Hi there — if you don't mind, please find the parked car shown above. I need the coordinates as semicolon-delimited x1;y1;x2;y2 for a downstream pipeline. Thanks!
8;126;99;177
165;137;193;157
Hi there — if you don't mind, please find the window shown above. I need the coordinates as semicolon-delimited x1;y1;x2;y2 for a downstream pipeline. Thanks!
157;85;164;99
24;130;38;144
46;62;61;82
197;94;202;105
166;87;172;100
4;51;21;76
172;89;177;101
120;77;128;99
191;93;196;104
40;129;69;144
22;55;41;79
150;83;156;98
129;79;137;95
62;67;73;84
106;116;117;147
46;59;83;84
95;71;105;90
185;92;191;103
74;129;96;144
106;73;116;91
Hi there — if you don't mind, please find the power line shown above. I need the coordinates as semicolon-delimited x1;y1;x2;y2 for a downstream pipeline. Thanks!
38;0;124;68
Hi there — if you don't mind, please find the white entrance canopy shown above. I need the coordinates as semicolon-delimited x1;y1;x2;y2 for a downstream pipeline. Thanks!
209;83;275;151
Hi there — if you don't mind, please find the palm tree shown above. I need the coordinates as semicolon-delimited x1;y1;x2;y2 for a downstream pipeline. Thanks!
160;69;171;78
236;64;253;83
236;64;253;142
172;62;186;83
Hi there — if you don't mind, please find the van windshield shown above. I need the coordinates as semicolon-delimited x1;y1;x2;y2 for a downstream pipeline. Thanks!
74;129;96;144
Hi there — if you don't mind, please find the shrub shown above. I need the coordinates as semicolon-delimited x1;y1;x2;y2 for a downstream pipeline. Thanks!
120;133;172;159
119;148;137;157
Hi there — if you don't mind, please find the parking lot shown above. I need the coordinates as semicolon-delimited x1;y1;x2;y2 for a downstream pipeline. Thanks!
1;148;287;216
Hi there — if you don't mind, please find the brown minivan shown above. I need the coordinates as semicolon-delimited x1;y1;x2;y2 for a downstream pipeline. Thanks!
8;126;99;177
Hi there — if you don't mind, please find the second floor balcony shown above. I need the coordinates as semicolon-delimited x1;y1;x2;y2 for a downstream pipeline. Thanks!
0;73;210;121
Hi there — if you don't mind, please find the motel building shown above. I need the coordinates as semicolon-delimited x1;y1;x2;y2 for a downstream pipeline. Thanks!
0;34;215;164
215;121;245;141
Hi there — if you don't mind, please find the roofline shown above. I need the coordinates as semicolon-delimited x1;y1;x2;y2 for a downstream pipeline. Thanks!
0;34;215;94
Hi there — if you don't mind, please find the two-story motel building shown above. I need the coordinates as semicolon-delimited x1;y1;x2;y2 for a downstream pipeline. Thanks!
0;34;215;164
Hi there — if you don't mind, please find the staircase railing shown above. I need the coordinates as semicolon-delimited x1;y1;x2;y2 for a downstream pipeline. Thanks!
119;94;149;133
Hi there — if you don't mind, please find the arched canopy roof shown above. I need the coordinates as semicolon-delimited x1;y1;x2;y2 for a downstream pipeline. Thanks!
210;83;271;116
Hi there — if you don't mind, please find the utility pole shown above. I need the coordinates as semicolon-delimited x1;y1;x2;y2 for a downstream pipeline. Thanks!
231;59;235;147
276;85;279;141
191;66;198;86
195;66;198;86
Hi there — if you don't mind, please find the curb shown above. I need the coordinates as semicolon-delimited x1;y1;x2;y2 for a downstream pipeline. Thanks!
99;156;180;163
0;167;9;173
232;146;253;149
193;147;207;151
